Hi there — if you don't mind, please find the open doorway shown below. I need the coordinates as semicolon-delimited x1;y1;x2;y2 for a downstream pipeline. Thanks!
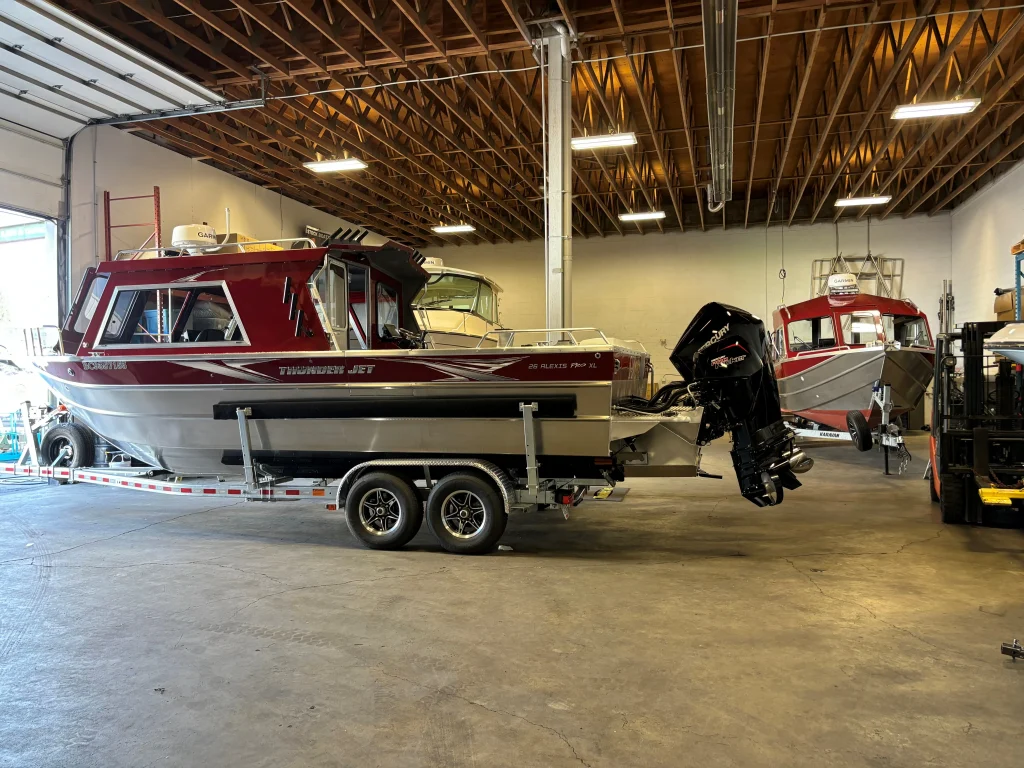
0;207;58;418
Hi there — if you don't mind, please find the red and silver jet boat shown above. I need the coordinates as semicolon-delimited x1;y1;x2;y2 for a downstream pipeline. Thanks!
35;236;808;507
771;276;935;437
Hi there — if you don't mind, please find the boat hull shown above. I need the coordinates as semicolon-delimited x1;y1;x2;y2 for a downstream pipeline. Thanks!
776;347;934;431
34;347;663;476
985;323;1024;365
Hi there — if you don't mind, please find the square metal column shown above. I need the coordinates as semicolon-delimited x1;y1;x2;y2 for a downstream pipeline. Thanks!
544;30;573;329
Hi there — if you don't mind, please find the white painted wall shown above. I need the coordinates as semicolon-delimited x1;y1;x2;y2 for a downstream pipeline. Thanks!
0;121;64;219
68;125;372;294
950;161;1024;322
427;215;954;378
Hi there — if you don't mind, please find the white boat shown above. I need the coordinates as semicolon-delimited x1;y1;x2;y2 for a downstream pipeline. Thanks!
413;258;506;348
985;322;1024;365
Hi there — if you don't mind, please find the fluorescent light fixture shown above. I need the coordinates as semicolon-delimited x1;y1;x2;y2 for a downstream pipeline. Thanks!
432;223;475;234
571;132;637;150
891;98;980;120
834;195;892;207
303;158;367;172
618;210;666;222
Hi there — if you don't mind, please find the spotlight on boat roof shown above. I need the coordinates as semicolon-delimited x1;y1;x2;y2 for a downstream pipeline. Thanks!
891;98;980;120
432;223;476;234
571;132;637;150
303;158;367;172
618;210;666;222
834;195;892;208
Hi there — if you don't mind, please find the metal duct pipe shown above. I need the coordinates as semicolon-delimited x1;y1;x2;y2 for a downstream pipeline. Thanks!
701;0;738;207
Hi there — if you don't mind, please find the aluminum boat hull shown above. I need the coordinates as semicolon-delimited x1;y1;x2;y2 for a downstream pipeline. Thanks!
776;347;934;431
34;347;700;476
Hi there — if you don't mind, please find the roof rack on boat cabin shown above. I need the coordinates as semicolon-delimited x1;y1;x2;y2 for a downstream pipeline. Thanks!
114;237;318;260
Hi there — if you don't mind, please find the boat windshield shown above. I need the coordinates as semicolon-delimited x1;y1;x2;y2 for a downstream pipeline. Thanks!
414;273;496;323
839;311;883;345
883;314;931;347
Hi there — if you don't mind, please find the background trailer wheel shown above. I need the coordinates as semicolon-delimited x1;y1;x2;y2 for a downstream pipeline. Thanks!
39;423;92;480
846;410;873;452
426;472;507;555
344;472;423;550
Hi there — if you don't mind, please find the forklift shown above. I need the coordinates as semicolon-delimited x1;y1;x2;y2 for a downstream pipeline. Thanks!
929;321;1024;524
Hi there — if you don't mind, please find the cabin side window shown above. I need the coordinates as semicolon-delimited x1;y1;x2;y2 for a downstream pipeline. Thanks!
839;311;883;345
786;317;835;353
73;275;109;334
97;284;245;347
376;282;399;337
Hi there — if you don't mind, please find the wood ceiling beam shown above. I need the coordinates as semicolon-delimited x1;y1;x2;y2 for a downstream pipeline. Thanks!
808;0;940;223
669;33;704;231
926;128;1024;213
905;102;1024;215
623;40;684;230
880;50;1024;218
208;108;450;240
788;2;886;224
114;0;251;79
745;15;774;229
248;96;481;244
283;0;367;67
333;0;406;62
578;56;663;233
149;117;429;243
766;10;827;226
499;0;532;46
841;2;1000;216
311;77;528;240
228;0;333;73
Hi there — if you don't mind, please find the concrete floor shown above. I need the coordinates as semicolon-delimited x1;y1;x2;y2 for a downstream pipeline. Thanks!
1;434;1022;767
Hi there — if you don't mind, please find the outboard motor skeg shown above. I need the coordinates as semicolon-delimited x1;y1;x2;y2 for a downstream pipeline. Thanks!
670;302;807;506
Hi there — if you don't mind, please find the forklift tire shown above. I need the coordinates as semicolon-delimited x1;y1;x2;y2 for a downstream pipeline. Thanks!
345;472;423;550
939;473;967;525
929;474;940;503
39;423;91;474
846;410;873;452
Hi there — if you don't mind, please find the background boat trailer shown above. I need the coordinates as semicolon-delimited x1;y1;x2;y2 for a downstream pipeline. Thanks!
787;382;912;475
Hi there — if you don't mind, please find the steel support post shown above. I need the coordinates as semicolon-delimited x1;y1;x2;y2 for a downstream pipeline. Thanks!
543;29;572;331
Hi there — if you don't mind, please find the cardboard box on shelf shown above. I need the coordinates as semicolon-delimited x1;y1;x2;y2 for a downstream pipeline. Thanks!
994;291;1016;317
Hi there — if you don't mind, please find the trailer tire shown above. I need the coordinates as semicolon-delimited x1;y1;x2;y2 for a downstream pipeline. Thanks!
846;410;873;452
426;472;507;554
345;472;423;550
939;473;966;525
39;423;91;481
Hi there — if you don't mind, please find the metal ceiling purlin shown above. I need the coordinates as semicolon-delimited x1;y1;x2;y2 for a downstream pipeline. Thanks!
40;0;1024;239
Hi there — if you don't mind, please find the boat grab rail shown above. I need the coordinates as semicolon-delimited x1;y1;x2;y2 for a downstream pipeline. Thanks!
114;238;318;260
475;327;647;352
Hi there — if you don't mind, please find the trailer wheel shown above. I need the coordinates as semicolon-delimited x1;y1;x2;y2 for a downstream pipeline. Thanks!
425;473;507;555
345;472;423;550
939;473;966;525
39;423;91;480
846;410;873;452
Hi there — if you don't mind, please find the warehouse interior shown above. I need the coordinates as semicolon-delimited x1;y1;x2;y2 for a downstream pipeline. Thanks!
1;0;1024;765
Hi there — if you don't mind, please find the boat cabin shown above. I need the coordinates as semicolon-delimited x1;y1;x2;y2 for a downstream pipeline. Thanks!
60;240;430;357
771;292;932;361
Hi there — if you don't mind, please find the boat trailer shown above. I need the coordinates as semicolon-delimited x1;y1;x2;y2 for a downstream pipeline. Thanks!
786;382;913;475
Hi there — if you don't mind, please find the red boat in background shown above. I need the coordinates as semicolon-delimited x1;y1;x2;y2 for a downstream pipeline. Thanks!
770;275;935;446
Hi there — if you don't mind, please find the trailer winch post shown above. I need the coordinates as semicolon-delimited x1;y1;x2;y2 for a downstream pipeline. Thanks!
236;407;257;493
20;401;39;467
520;402;540;497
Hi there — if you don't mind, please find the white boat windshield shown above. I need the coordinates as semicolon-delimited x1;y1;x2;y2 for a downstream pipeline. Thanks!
414;273;496;323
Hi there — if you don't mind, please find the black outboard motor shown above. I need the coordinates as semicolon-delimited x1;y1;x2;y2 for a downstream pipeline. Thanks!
670;302;806;506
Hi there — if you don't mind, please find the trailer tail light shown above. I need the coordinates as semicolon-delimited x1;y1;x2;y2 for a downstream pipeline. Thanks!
326;503;338;511
556;490;575;505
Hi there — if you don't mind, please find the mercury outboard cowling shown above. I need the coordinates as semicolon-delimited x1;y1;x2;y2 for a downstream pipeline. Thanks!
670;302;806;506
